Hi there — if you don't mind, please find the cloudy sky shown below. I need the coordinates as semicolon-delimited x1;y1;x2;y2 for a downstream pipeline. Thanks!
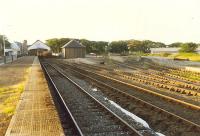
0;0;200;44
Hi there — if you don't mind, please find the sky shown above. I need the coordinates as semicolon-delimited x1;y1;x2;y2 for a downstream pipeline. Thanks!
0;0;200;45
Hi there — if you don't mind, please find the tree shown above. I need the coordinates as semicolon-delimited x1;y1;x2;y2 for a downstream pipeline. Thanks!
46;38;108;54
128;40;151;53
168;42;182;47
0;35;10;56
179;43;198;53
0;35;10;48
127;40;166;53
109;41;128;54
153;42;166;48
46;38;71;53
80;39;93;53
93;41;108;54
80;39;108;54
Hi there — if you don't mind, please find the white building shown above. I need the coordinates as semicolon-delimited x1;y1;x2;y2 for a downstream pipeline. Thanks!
151;47;200;54
197;47;200;54
5;49;13;56
4;43;21;56
150;48;180;54
11;42;21;55
28;40;51;56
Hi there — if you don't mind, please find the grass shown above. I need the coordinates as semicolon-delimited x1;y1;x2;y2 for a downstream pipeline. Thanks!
147;53;171;57
169;53;200;62
0;84;24;115
169;69;200;81
3;106;15;114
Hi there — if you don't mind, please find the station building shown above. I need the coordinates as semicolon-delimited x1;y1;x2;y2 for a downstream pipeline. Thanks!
28;40;51;56
61;40;86;59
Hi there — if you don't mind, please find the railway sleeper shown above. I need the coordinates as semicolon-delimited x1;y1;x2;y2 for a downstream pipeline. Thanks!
169;87;175;92
116;69;200;97
84;131;132;136
181;90;187;94
130;74;199;96
164;86;170;89
127;74;195;93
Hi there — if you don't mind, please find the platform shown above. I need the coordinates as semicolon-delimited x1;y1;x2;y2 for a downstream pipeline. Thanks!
5;57;64;136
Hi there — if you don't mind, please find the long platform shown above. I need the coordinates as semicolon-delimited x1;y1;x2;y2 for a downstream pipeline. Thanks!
5;57;64;136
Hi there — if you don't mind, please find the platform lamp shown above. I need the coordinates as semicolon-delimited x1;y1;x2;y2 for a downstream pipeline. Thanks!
2;35;6;64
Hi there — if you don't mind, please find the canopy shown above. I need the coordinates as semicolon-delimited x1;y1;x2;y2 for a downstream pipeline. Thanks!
28;40;50;51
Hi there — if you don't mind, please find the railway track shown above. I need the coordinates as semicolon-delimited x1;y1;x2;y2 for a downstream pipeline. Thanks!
47;59;200;119
113;69;200;96
44;59;200;136
115;61;200;85
41;61;142;136
78;62;200;103
112;62;200;96
43;68;82;136
80;60;200;98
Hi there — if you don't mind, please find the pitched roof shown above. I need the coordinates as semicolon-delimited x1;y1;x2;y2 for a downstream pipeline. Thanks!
28;40;50;51
62;40;85;48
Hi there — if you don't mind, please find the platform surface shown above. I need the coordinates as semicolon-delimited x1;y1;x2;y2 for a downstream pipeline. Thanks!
5;57;64;136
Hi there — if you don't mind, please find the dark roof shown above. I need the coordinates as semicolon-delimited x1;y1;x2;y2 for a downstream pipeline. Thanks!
62;40;85;48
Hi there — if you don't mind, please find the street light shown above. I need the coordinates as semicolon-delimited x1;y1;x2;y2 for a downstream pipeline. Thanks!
1;35;6;63
3;35;6;56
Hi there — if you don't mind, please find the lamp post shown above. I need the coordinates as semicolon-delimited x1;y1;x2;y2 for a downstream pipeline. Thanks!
107;42;111;57
2;35;6;63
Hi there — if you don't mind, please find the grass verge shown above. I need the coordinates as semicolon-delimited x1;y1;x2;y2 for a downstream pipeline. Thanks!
0;84;24;116
169;53;200;62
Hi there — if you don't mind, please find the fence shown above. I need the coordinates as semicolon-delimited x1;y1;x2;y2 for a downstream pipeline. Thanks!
0;55;18;65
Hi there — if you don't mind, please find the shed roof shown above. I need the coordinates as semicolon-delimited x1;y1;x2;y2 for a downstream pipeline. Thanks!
62;40;85;48
28;40;50;51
